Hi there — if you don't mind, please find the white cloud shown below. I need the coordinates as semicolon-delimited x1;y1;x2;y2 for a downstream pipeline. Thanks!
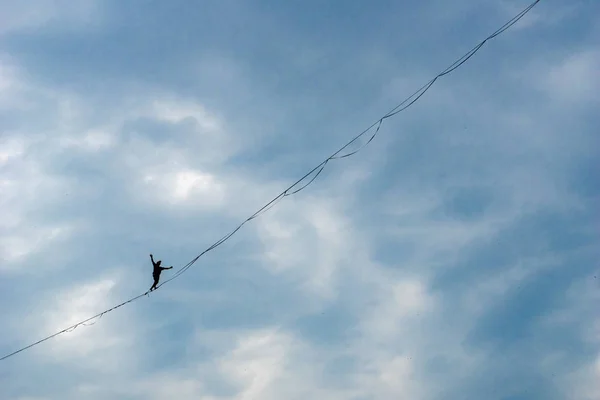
543;50;600;104
360;277;435;344
537;271;600;399
461;254;560;316
25;275;145;375
0;57;35;111
257;195;363;300
498;0;582;31
218;329;290;400
0;142;76;270
0;60;16;93
126;96;237;164
0;0;103;35
59;129;117;152
141;167;226;208
47;279;117;339
561;354;600;400
0;225;71;266
95;328;326;400
173;170;220;201
578;356;600;400
0;137;25;166
126;373;209;400
151;100;222;132
12;397;50;400
365;355;420;399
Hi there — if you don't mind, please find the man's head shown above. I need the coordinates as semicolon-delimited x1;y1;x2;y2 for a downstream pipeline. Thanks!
156;260;162;266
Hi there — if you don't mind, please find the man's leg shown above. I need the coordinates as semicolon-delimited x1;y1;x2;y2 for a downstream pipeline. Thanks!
150;275;159;291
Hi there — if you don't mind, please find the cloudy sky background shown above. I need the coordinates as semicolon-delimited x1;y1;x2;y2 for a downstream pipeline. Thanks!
1;0;599;399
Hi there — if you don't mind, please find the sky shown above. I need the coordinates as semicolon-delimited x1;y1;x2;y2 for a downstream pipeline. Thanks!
0;0;599;399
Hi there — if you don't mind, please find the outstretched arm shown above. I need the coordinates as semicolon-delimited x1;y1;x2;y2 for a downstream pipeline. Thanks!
161;266;173;270
150;254;157;266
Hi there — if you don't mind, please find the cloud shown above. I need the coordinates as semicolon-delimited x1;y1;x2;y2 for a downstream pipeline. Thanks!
497;0;582;31
256;195;360;299
0;135;76;271
542;49;600;104
38;278;128;367
1;1;598;400
0;0;102;35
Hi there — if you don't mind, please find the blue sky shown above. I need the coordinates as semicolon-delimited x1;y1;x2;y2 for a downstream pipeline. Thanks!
0;0;599;399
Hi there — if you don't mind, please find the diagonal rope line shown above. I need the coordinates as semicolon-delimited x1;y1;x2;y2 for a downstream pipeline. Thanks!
0;0;542;363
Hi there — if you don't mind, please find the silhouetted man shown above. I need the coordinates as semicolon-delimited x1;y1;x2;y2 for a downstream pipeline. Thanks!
149;254;173;292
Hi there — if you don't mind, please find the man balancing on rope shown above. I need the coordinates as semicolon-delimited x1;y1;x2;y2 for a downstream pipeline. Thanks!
149;254;173;292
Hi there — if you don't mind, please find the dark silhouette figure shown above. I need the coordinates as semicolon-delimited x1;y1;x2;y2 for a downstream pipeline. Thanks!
149;254;173;292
